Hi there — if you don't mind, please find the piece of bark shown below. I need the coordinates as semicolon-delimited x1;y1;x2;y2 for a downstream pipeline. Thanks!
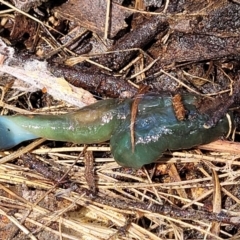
174;1;240;36
48;62;138;98
147;1;240;73
96;14;169;71
149;34;240;67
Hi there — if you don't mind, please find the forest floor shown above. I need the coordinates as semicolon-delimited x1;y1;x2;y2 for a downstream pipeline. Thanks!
0;0;240;239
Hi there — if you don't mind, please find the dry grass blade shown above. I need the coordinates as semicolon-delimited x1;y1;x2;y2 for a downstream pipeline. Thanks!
210;170;222;237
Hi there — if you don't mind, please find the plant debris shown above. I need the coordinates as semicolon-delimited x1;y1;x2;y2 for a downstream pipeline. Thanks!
0;0;240;239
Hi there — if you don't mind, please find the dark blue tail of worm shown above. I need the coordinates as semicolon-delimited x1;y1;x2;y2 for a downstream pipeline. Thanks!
0;116;38;150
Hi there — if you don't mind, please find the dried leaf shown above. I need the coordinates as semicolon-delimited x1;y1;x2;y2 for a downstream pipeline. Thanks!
54;0;132;38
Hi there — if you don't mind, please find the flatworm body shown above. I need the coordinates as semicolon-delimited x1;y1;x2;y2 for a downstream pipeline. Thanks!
0;93;231;168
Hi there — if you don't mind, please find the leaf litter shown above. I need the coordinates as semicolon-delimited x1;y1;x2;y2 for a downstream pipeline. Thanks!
0;0;240;239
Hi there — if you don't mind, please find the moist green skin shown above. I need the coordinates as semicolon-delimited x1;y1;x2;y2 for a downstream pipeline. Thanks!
0;94;231;168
